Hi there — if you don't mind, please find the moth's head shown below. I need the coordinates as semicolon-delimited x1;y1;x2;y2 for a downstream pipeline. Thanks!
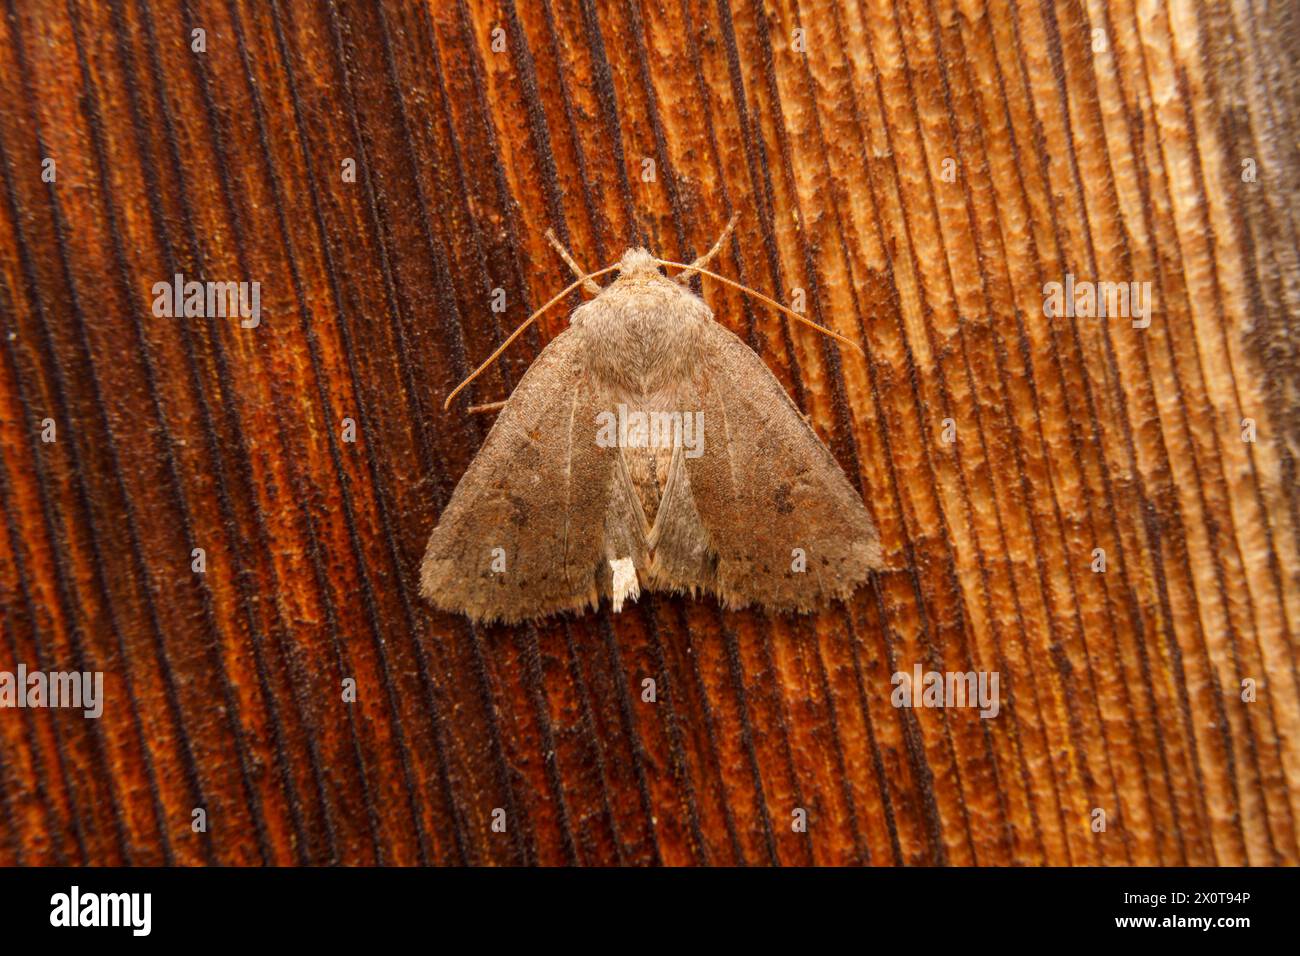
615;247;664;280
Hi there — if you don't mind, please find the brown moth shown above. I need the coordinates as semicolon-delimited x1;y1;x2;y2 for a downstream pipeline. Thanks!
421;219;882;624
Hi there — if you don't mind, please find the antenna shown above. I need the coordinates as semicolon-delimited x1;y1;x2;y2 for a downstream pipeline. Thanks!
443;264;621;410
655;259;865;358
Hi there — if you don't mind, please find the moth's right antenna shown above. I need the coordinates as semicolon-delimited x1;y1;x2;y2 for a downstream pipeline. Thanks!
656;258;866;358
443;263;621;410
674;214;738;285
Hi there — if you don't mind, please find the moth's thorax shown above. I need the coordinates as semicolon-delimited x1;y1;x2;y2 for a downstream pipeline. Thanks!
570;252;712;397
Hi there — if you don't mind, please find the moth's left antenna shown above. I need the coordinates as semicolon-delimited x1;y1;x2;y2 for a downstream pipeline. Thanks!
544;229;603;295
443;264;621;410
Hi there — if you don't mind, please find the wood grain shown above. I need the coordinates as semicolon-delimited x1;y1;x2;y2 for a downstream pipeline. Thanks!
0;0;1296;865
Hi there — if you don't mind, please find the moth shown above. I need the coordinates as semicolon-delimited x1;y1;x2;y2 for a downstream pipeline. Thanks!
421;218;882;623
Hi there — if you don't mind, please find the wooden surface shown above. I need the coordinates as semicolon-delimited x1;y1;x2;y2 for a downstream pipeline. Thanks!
0;0;1297;866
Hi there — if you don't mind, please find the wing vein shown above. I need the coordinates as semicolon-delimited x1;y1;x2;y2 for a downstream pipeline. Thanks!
563;385;579;586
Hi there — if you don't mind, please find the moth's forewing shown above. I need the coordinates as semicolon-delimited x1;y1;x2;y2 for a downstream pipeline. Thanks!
680;320;882;611
420;329;631;624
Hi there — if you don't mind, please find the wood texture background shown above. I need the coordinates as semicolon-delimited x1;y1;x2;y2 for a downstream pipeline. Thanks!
0;0;1297;866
